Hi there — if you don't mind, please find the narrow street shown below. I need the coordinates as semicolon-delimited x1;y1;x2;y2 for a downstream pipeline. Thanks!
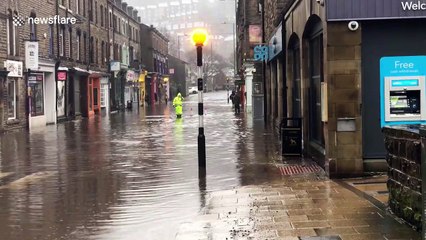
0;91;420;240
0;91;283;240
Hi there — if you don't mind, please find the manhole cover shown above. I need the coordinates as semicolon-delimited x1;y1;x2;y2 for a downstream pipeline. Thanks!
300;236;342;240
278;164;323;175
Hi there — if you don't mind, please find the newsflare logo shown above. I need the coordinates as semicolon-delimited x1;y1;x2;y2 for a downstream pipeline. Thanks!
12;14;77;27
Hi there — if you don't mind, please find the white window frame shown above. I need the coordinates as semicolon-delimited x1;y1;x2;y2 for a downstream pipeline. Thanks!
59;28;64;56
76;34;80;60
68;29;72;58
8;79;16;120
76;0;80;14
6;14;17;56
100;84;107;108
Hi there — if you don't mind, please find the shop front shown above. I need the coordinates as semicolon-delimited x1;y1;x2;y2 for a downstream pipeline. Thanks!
124;70;138;108
100;76;110;114
3;60;27;130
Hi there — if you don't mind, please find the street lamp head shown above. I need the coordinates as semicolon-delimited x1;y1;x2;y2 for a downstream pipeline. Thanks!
191;29;208;47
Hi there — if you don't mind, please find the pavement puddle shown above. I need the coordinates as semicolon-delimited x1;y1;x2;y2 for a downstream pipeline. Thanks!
0;171;56;190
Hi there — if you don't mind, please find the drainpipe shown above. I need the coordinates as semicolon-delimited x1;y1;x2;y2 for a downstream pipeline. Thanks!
260;0;267;123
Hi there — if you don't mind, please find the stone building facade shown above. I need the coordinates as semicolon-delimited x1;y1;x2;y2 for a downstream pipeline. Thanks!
140;24;169;105
258;0;426;176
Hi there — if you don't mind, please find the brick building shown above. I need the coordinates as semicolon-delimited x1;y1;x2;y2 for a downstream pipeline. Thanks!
0;0;141;132
140;24;169;105
108;0;140;111
0;0;59;130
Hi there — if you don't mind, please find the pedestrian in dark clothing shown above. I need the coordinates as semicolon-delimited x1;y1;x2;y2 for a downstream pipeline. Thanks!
230;90;236;106
234;92;241;114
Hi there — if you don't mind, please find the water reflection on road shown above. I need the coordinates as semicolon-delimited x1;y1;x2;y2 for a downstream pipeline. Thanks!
0;91;281;240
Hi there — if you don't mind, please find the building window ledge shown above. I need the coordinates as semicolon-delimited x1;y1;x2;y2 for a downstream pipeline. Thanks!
6;119;20;125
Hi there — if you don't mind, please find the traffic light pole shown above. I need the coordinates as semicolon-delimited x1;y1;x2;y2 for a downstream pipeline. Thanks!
197;45;206;170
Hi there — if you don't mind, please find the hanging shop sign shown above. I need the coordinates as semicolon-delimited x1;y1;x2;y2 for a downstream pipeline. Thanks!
254;45;269;62
110;61;120;71
4;60;23;77
268;24;283;61
57;71;67;81
25;41;39;70
126;70;136;82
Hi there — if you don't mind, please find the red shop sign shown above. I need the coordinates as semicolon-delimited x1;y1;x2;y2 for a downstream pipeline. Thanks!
57;71;67;81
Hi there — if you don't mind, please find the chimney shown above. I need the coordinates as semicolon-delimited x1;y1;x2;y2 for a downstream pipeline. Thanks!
115;0;122;7
127;6;133;16
122;2;128;12
138;16;141;23
133;10;138;20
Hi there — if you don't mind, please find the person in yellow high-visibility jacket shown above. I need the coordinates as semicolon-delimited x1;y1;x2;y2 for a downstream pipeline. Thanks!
173;93;184;118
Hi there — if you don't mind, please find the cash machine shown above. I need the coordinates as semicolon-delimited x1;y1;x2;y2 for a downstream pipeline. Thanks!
382;76;426;126
380;56;426;127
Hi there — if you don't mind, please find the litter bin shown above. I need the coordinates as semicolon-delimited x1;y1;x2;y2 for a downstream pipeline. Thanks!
280;118;302;156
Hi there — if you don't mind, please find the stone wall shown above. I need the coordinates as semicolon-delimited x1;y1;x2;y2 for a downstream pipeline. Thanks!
326;22;363;176
383;126;422;230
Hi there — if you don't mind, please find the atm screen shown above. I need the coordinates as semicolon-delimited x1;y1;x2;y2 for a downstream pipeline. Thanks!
389;90;420;114
390;96;409;109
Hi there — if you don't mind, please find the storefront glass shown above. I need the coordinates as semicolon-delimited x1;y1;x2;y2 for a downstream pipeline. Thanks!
7;79;16;119
29;74;44;116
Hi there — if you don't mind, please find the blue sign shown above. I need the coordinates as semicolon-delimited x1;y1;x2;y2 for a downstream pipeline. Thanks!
380;55;426;127
254;45;268;61
391;79;419;87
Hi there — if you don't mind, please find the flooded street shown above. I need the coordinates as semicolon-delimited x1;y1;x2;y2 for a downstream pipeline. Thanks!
0;91;281;240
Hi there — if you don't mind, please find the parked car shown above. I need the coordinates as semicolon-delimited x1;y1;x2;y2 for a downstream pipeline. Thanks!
189;86;198;94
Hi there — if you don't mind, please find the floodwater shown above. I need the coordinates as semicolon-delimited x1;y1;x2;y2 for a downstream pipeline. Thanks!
0;91;281;240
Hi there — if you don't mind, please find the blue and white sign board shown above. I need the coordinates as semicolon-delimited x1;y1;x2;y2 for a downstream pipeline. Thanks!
254;45;269;62
380;56;426;127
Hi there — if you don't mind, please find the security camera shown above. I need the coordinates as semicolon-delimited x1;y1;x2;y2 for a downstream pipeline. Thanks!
316;0;324;5
348;21;359;31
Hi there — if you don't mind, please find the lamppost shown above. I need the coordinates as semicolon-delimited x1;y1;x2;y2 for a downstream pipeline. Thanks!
191;29;208;170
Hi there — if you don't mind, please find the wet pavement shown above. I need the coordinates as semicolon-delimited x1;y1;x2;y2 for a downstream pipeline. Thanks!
0;91;420;240
0;91;282;240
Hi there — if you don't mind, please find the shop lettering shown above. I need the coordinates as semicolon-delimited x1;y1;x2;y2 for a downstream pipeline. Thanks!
394;61;415;69
401;1;426;10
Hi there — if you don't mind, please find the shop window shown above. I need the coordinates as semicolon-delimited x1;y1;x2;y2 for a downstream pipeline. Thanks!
100;84;107;108
7;79;16;119
29;75;44;116
94;88;98;106
308;33;324;146
89;80;93;111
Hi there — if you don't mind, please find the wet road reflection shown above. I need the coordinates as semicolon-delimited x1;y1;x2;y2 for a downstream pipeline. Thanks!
0;91;281;240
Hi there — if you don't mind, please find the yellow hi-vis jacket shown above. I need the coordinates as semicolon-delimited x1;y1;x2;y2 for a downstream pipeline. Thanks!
173;93;184;115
